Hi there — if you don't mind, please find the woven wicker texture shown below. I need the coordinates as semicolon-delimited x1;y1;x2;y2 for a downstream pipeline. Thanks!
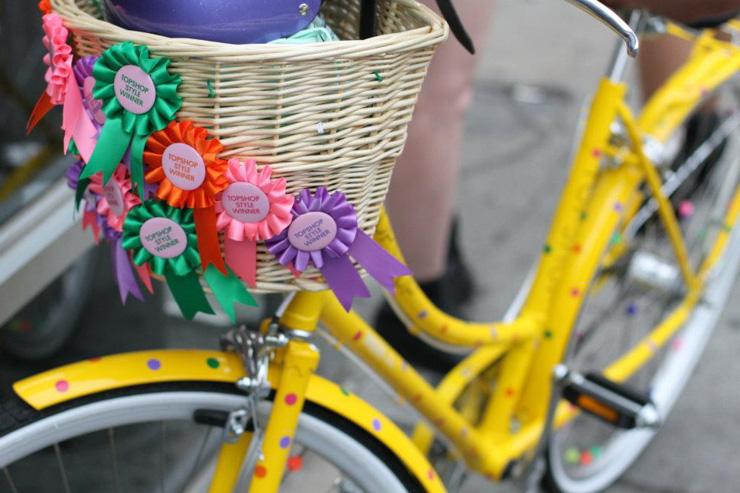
51;0;447;292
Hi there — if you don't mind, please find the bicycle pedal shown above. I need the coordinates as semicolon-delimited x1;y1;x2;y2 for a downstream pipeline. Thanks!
555;365;661;429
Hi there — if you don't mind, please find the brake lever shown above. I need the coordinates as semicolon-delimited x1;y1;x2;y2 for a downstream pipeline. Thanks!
564;0;640;56
435;0;475;54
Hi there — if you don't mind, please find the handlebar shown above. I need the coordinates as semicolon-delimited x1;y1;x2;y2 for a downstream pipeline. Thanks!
564;0;640;57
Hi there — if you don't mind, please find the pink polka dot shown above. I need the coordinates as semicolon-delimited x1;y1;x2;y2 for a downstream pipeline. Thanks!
55;380;69;393
427;469;435;480
352;331;363;341
284;393;297;406
592;148;602;158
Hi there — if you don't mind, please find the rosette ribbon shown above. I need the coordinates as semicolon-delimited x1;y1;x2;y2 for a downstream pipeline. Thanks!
28;15;98;163
267;187;411;311
145;120;229;275
100;218;146;305
123;201;256;322
216;159;294;287
88;165;141;231
81;42;182;200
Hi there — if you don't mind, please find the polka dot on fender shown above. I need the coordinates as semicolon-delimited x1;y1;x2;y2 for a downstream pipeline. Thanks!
352;331;363;341
284;393;297;406
279;436;291;449
427;469;435;480
613;201;624;212
55;380;69;393
147;359;162;371
570;287;581;298
371;418;382;431
254;465;267;478
206;357;220;369
417;310;428;319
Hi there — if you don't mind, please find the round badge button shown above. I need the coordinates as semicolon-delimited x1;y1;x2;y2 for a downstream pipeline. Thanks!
222;183;269;223
113;65;156;114
162;143;206;191
287;212;337;252
139;217;188;259
101;180;125;217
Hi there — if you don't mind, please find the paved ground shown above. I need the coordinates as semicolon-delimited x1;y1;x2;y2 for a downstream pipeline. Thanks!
2;1;740;492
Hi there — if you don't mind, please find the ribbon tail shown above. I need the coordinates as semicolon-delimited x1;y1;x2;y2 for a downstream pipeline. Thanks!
204;264;258;324
321;255;371;311
164;269;214;320
113;238;144;304
194;207;227;274
81;118;131;183
73;111;98;163
82;210;100;243
348;230;411;293
26;92;54;135
224;238;257;288
130;133;148;200
75;177;90;210
62;76;83;153
133;260;155;294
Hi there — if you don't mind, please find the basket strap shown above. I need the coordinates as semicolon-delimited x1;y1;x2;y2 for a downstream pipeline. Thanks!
435;0;475;54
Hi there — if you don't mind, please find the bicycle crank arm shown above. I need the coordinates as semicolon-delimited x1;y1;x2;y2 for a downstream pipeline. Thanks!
555;365;662;429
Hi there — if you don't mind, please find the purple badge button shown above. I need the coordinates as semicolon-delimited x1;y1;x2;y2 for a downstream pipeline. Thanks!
222;182;269;223
162;143;206;191
114;65;156;114
288;211;337;252
140;217;187;258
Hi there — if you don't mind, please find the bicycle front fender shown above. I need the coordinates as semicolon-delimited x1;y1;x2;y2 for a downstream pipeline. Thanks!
13;349;445;493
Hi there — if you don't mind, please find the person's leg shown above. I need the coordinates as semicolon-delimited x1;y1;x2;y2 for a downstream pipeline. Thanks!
386;0;495;282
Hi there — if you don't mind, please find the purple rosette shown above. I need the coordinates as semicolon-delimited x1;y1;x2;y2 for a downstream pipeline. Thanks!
267;187;411;310
73;56;106;130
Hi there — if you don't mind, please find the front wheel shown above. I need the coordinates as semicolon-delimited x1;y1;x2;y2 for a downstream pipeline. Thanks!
0;383;423;492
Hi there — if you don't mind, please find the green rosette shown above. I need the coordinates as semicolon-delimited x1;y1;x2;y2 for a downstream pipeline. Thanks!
81;42;182;200
123;200;257;322
123;200;213;320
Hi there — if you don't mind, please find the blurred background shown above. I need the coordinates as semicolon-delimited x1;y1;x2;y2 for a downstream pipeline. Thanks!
0;1;738;492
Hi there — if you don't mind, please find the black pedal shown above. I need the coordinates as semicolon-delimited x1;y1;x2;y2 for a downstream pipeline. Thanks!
556;366;661;429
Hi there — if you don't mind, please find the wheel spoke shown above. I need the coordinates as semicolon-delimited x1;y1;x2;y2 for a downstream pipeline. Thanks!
108;428;122;493
3;467;19;493
53;443;72;493
185;427;214;488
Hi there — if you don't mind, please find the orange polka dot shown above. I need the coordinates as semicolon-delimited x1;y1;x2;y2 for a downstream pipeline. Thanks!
254;465;267;478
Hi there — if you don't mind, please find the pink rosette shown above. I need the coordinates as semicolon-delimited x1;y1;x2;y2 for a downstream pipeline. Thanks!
88;166;141;232
42;13;72;105
215;159;294;287
28;15;97;164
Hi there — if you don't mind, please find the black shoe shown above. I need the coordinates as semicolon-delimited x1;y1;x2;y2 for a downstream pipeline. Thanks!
375;217;476;374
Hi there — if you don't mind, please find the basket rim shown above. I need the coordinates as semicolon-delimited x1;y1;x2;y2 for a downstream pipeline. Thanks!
52;0;449;61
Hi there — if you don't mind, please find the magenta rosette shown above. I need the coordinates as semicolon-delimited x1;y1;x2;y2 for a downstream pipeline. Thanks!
267;187;411;310
215;159;294;287
88;165;141;232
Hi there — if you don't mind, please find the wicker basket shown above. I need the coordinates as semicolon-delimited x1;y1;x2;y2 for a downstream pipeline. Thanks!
51;0;447;293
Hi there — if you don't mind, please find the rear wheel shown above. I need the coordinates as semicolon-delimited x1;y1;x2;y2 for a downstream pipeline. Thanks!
0;383;423;492
544;100;740;493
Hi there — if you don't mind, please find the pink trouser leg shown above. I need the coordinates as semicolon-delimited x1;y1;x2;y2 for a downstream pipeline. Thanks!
386;0;495;281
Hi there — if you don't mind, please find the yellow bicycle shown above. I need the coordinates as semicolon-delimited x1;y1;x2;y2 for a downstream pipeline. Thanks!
1;6;739;493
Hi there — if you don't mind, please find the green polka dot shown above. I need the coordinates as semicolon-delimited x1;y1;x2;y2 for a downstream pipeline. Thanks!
543;244;552;254
340;387;350;397
206;358;220;369
565;448;580;464
580;211;588;221
610;232;622;245
544;329;554;339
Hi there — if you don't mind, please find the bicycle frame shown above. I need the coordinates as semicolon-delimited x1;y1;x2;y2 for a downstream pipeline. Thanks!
12;17;740;493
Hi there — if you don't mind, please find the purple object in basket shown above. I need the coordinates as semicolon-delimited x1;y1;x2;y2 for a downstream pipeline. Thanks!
102;0;322;44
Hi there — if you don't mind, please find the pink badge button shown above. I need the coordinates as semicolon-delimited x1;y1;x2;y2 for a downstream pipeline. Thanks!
102;180;125;217
288;212;337;252
139;217;188;259
162;143;206;191
83;77;106;125
222;182;269;223
113;65;156;114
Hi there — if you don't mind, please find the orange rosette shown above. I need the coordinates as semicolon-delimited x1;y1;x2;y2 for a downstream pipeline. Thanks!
144;120;229;273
